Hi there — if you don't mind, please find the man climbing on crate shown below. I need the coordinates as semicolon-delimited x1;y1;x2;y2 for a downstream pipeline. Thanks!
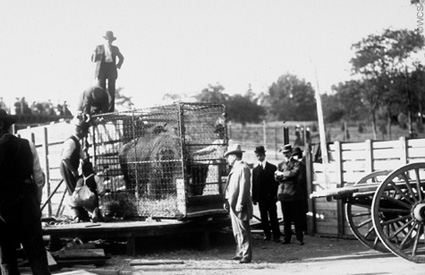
59;119;101;222
76;84;109;123
0;109;51;275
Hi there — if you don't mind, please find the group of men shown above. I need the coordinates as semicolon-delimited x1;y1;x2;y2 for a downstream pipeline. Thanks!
0;30;123;274
223;143;307;264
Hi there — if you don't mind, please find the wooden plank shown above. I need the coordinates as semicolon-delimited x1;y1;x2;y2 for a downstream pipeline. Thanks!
56;248;106;259
372;140;400;149
130;260;185;266
340;142;368;151
373;160;403;171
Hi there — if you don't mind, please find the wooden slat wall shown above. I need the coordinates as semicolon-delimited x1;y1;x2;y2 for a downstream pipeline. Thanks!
310;137;425;237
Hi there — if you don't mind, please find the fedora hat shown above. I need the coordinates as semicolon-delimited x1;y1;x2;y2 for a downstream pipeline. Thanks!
292;147;303;157
224;144;245;157
0;109;16;126
279;144;292;153
103;31;117;41
254;146;266;155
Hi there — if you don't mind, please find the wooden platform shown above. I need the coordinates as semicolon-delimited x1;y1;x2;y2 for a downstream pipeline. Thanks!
43;217;230;255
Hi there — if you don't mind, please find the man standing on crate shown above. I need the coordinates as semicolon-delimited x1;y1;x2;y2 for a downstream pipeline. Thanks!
252;146;280;242
0;109;51;275
223;144;253;264
91;30;124;112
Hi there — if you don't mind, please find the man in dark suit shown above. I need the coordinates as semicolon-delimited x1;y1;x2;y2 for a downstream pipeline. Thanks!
275;144;305;245
252;146;280;242
91;31;124;112
0;109;51;274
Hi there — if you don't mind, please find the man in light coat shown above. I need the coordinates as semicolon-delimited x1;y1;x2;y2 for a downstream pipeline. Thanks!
223;144;253;264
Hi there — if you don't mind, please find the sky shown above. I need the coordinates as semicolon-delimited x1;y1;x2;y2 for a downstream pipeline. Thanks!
0;0;422;112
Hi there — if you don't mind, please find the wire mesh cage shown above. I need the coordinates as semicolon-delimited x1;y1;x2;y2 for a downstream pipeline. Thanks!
88;102;228;219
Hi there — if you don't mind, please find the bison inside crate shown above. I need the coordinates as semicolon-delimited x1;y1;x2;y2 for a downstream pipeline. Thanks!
89;103;228;219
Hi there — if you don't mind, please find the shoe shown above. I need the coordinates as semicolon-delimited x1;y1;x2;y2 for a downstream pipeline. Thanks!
298;240;304;245
232;256;242;260
281;240;290;244
273;238;280;242
239;258;251;264
263;236;271;241
91;207;103;223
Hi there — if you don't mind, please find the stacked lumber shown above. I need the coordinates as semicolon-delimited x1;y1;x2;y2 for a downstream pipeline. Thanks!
51;243;110;267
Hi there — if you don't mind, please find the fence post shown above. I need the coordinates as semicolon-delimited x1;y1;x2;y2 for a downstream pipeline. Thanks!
43;127;52;217
305;135;316;235
334;141;345;237
274;128;278;160
262;120;267;148
365;139;373;174
399;137;408;165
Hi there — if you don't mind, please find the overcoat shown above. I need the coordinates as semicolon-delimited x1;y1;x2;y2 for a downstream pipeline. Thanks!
225;160;253;221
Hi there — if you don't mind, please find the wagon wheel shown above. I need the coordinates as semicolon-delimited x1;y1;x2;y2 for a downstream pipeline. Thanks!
372;162;425;263
345;170;391;252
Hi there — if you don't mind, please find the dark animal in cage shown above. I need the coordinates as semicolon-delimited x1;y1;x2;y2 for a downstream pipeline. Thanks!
118;129;181;199
118;125;209;199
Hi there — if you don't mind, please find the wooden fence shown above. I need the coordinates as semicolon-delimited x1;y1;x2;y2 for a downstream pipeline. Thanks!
17;120;425;238
308;137;425;237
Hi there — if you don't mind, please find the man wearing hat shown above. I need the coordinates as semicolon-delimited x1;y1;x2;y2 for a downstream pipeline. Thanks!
91;30;124;112
0;109;51;274
275;144;305;245
223;144;253;263
252;146;280;242
59;119;91;222
292;146;308;232
76;84;109;122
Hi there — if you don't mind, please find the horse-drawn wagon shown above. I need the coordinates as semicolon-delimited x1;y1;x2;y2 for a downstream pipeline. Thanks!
311;162;425;263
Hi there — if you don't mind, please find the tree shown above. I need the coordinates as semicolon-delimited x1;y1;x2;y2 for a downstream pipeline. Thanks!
193;83;265;124
115;88;135;111
321;80;368;124
267;73;317;121
226;94;266;124
350;28;424;139
194;83;229;103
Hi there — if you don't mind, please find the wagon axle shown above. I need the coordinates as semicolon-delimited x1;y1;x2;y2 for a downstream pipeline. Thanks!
412;202;425;223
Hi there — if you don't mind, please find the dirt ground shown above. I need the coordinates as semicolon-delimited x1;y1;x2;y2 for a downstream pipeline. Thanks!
46;224;425;275
56;228;371;274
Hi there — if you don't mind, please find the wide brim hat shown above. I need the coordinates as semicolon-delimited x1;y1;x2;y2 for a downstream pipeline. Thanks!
279;144;292;153
224;144;245;157
0;109;16;126
254;146;266;155
103;31;117;41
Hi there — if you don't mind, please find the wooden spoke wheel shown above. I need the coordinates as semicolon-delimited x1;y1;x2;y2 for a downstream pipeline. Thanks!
372;162;425;263
345;170;391;252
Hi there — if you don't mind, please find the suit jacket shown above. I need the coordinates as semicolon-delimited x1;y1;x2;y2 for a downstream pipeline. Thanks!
91;44;124;79
77;86;109;116
225;160;253;221
275;157;304;201
252;162;278;203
